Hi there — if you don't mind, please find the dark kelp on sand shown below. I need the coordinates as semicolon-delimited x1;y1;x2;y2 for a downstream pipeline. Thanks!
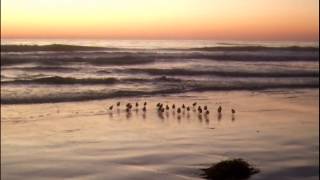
201;158;259;180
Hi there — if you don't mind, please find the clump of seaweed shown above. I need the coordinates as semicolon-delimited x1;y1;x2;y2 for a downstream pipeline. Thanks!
201;158;260;180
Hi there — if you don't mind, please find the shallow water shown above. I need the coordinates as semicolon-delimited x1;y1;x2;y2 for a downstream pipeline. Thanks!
1;90;319;180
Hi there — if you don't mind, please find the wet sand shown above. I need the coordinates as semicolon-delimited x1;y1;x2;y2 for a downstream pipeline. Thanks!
1;90;319;180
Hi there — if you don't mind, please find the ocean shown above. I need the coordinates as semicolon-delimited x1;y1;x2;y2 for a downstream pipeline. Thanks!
1;39;319;104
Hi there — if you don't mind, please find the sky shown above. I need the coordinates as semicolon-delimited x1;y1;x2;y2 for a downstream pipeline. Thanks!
1;0;319;41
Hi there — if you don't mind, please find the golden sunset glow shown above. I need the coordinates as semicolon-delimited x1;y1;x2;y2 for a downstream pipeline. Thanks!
1;0;319;40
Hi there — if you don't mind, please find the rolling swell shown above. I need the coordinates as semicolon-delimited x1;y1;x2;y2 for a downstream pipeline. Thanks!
2;53;317;67
119;68;319;78
1;81;318;104
2;44;318;67
1;44;318;52
1;76;183;85
2;43;319;105
1;44;117;52
184;45;319;52
1;76;119;85
1;56;155;66
1;52;319;66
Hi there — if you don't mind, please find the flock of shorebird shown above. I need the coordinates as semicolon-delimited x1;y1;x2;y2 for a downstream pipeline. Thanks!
107;101;236;116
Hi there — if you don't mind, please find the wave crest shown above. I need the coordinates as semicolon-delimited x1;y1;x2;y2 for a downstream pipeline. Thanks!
119;68;319;78
1;44;117;52
2;44;318;52
1;81;318;104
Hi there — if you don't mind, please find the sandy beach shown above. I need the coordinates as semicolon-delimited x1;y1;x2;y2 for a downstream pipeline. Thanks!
1;89;318;180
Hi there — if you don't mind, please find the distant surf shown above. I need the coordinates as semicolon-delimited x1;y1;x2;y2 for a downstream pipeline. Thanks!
1;44;117;52
1;44;318;52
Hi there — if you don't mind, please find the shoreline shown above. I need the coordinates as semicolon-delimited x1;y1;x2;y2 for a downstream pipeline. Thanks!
1;88;319;105
2;90;319;180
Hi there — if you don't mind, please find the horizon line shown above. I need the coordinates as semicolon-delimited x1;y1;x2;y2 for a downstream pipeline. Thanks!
1;37;319;43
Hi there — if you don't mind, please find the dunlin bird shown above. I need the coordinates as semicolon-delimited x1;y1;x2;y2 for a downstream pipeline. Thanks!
172;104;176;109
192;102;197;107
205;110;210;115
177;108;181;113
182;104;185;109
187;106;190;111
166;105;169;110
135;102;139;107
117;102;120;106
198;106;202;113
231;109;236;114
142;106;146;112
109;105;113;110
204;106;208;110
218;106;222;113
144;102;147;106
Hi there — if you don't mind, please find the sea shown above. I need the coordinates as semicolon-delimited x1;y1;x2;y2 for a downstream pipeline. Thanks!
1;39;319;104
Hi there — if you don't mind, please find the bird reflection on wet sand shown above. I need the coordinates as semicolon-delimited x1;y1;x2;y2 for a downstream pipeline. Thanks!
217;113;222;121
142;112;146;120
186;113;191;120
165;111;169;118
157;112;165;121
126;111;132;120
108;112;113;119
177;115;181;123
198;114;203;122
204;114;210;124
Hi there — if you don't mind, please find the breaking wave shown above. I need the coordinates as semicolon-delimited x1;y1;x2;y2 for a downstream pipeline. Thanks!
2;80;318;104
1;76;182;85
